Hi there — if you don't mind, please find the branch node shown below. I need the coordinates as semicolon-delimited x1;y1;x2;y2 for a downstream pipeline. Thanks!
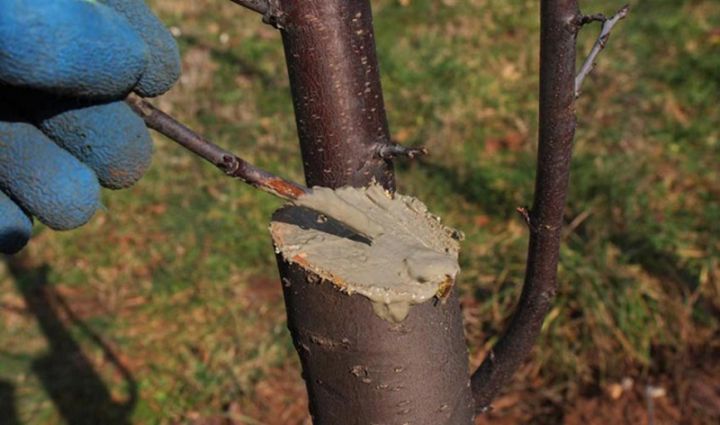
220;155;240;175
375;143;428;161
261;0;286;29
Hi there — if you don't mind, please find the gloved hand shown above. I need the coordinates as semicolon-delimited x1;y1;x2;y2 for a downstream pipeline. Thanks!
0;0;180;254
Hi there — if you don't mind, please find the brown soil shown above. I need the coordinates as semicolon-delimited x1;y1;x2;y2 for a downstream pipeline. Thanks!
186;363;720;425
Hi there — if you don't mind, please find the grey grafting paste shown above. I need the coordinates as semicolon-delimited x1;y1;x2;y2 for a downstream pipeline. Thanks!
271;184;463;322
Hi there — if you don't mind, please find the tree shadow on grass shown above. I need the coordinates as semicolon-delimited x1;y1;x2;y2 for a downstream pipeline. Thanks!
6;257;137;425
0;380;20;425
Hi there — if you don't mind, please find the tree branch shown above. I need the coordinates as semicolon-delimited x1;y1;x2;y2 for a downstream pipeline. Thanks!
471;1;629;413
374;142;428;160
228;0;268;15
126;94;308;201
228;0;286;28
575;4;630;97
471;0;581;412
578;13;607;25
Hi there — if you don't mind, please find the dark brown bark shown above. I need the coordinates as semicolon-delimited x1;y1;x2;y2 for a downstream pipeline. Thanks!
278;0;395;190
272;0;473;423
471;0;582;412
275;253;473;424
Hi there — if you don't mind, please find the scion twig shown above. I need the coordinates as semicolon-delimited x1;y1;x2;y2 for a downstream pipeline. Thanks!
228;0;268;15
126;94;308;201
127;97;389;238
575;4;630;97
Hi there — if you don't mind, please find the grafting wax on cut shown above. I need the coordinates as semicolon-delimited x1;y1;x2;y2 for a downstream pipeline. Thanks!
271;184;462;322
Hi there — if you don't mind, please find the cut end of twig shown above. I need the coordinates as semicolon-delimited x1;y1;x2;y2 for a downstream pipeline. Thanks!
375;143;429;160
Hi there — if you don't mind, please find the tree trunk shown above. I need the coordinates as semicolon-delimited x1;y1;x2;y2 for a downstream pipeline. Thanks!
127;0;626;419
271;0;474;423
278;0;394;190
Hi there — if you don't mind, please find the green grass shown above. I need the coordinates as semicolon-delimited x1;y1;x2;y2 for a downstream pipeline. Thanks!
1;0;718;423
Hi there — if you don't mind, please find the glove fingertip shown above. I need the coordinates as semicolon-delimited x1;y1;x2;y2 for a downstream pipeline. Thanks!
0;192;32;255
0;118;101;231
37;101;153;190
43;164;102;231
133;32;181;97
0;0;150;99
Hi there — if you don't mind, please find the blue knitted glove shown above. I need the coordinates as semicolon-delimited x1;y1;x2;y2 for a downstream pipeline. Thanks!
0;0;180;254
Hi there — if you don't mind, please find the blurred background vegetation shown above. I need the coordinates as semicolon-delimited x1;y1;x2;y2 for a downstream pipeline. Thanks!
1;0;718;423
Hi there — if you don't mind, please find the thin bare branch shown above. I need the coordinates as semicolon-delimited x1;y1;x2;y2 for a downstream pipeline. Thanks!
126;94;308;201
562;208;593;240
375;143;428;160
228;0;268;15
578;13;607;25
575;4;630;97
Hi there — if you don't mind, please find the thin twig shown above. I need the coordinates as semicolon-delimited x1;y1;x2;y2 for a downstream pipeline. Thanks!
228;0;269;15
578;13;607;25
375;143;428;160
575;4;630;97
562;207;593;240
127;97;379;239
126;94;308;201
228;0;285;28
